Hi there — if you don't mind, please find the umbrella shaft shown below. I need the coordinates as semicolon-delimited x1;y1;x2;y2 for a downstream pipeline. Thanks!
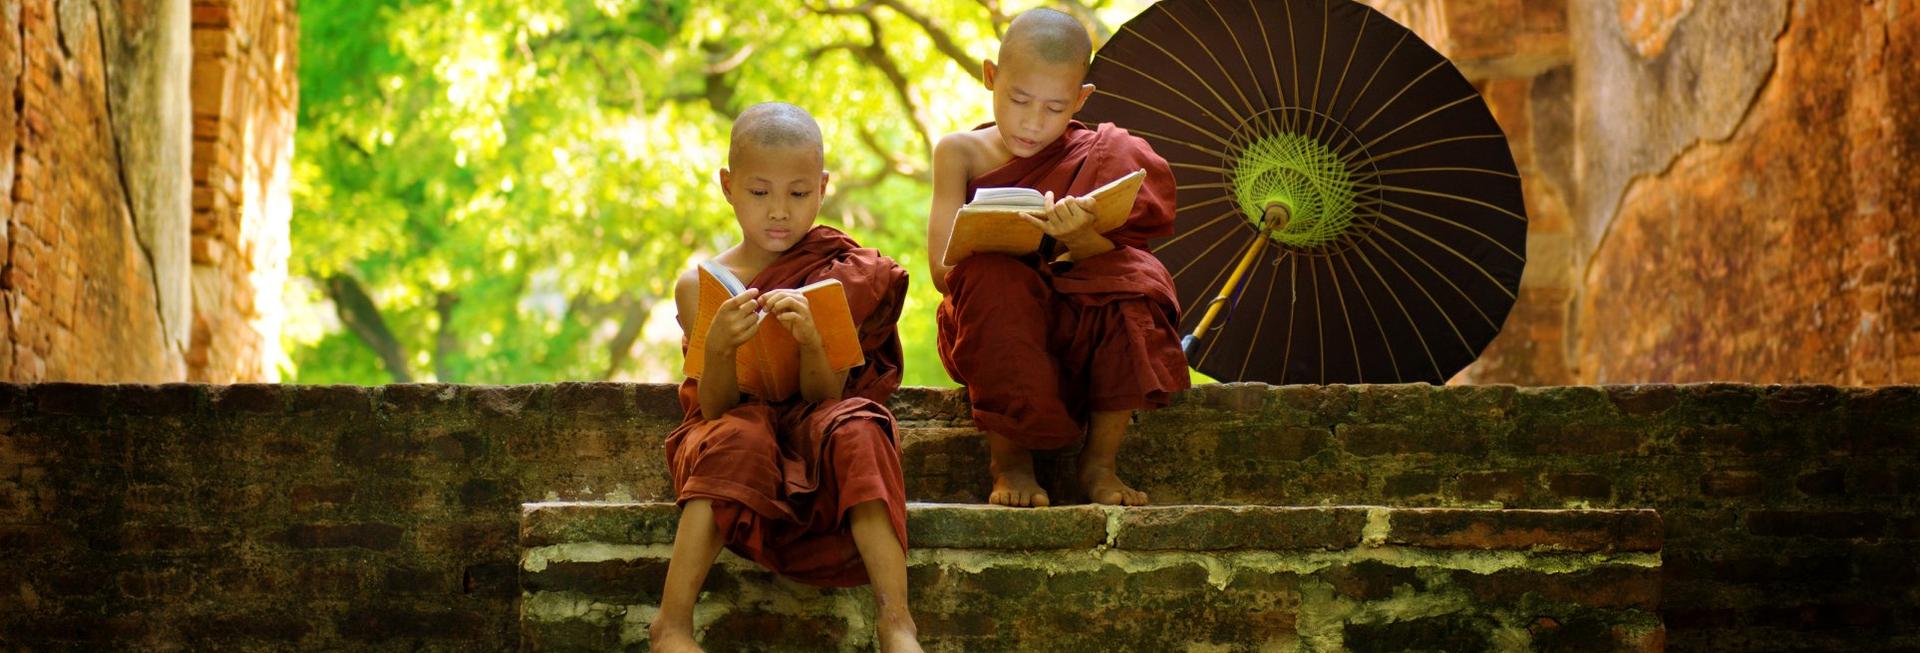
1186;236;1270;355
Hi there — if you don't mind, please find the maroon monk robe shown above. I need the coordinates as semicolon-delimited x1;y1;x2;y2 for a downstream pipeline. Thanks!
666;225;910;588
937;120;1190;450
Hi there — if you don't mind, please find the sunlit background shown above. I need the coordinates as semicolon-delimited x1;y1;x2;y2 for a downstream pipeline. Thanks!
283;0;1157;386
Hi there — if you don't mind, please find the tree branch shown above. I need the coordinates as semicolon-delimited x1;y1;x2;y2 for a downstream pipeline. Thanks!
600;293;653;381
433;291;461;383
810;0;983;83
1060;0;1113;43
324;273;414;383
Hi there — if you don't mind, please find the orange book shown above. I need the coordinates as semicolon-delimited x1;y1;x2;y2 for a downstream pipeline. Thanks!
940;168;1147;266
684;260;864;401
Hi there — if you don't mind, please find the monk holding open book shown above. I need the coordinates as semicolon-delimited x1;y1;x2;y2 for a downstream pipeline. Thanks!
927;8;1188;508
655;102;921;652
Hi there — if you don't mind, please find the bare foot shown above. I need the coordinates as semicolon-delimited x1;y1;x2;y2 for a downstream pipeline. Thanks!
876;612;923;653
1078;462;1148;506
649;623;704;653
987;433;1050;507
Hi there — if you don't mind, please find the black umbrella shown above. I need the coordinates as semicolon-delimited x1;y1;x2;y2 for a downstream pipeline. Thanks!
1081;0;1526;384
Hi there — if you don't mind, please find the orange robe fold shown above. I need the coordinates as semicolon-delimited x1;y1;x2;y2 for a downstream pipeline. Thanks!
667;226;909;588
937;121;1190;450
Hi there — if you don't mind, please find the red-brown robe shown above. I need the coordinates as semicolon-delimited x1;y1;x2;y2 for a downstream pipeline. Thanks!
937;121;1190;450
667;225;909;588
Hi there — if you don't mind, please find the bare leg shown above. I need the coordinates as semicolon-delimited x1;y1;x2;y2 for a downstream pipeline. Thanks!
849;500;923;652
986;432;1050;507
1078;410;1148;506
649;499;724;652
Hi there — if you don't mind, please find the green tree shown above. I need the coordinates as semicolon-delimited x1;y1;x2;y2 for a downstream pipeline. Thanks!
288;0;1146;385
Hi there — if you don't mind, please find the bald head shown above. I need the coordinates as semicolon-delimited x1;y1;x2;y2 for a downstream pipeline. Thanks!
728;102;824;167
1000;8;1093;74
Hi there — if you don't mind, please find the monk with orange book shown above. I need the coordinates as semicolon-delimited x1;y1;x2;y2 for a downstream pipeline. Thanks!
927;8;1189;508
654;102;920;653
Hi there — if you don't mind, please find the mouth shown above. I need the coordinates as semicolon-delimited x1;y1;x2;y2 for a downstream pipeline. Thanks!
1013;137;1038;149
765;228;793;239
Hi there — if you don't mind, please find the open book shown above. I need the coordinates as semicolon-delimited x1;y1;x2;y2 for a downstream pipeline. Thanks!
683;260;865;401
940;168;1147;266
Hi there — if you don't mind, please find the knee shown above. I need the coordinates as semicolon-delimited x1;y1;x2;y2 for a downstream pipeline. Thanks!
948;254;1043;295
828;418;897;467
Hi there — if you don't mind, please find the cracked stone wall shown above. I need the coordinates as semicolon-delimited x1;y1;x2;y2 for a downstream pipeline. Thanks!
0;0;291;383
1366;0;1920;385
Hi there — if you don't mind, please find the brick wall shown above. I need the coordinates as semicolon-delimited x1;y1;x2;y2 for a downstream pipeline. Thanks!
0;0;293;384
1;383;1914;650
1362;0;1920;385
187;0;296;383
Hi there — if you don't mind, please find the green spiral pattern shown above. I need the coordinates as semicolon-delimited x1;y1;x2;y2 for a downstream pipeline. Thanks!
1232;132;1357;248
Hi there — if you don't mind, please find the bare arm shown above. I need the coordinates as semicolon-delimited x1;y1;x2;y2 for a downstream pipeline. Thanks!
926;134;973;295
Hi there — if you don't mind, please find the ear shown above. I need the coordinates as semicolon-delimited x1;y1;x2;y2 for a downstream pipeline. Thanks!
982;59;998;91
718;168;735;204
819;171;831;195
1073;83;1096;113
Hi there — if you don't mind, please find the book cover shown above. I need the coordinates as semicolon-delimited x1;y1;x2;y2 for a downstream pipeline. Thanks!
940;168;1147;266
684;261;865;401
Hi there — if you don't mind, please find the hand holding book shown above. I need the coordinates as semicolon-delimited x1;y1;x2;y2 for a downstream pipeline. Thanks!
1016;191;1100;238
707;288;764;354
760;289;823;350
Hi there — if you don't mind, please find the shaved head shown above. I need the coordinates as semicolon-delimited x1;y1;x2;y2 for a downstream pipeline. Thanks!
728;102;824;167
1001;8;1093;74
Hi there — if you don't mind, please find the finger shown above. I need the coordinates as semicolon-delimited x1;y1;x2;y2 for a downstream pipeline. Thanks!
1018;214;1050;231
1043;191;1055;212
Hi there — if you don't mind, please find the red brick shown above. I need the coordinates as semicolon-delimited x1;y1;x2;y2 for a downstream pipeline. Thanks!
1457;471;1530;502
1701;471;1767;498
1746;511;1887;539
1549;473;1613;500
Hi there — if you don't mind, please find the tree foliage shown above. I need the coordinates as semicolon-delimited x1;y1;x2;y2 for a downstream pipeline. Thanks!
288;0;1148;385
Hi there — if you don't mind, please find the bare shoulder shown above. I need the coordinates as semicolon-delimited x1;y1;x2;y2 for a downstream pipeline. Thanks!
933;131;986;178
672;265;700;331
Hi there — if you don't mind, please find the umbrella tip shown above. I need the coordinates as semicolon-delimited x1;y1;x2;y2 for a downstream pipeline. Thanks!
1263;203;1292;231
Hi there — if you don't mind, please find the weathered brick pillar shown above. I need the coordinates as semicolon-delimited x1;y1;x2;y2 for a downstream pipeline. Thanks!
188;0;298;382
0;0;293;383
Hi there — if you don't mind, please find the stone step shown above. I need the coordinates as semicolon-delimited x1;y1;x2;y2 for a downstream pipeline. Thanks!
518;501;1665;652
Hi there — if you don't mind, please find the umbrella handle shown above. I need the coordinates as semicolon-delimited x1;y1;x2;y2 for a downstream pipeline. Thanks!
1182;230;1272;359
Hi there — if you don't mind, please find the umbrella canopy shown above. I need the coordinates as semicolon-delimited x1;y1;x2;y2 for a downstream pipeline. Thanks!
1081;0;1526;385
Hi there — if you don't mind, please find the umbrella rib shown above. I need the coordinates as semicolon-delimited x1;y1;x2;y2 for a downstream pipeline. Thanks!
1364;196;1524;261
1324;248;1368;383
1092;90;1235;148
1116;124;1232;160
1172;162;1233;175
1338;31;1410;127
1356;181;1530;224
1097;58;1240;134
1247;0;1290;137
1350;236;1448;380
1203;0;1274;119
1171;213;1251;280
1176;193;1236;215
1184;235;1258;338
1322;8;1370;138
1375;165;1520;180
1334;246;1403;381
1360;208;1518;302
1117;23;1252;129
1350;60;1450;137
1309;252;1326;384
1356;93;1483;153
1310;0;1330;124
1355;231;1477;358
1352;133;1507;168
1232;247;1286;382
1152;206;1241;253
1367;220;1502;330
1282;0;1303;134
1169;2;1260;119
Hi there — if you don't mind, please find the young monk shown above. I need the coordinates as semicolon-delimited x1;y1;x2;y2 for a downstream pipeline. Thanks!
927;8;1187;508
653;102;921;653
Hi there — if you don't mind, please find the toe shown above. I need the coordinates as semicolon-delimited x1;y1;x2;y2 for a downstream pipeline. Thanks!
1032;492;1051;507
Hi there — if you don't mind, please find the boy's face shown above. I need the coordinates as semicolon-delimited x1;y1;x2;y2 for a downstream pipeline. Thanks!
984;55;1095;158
719;143;828;254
